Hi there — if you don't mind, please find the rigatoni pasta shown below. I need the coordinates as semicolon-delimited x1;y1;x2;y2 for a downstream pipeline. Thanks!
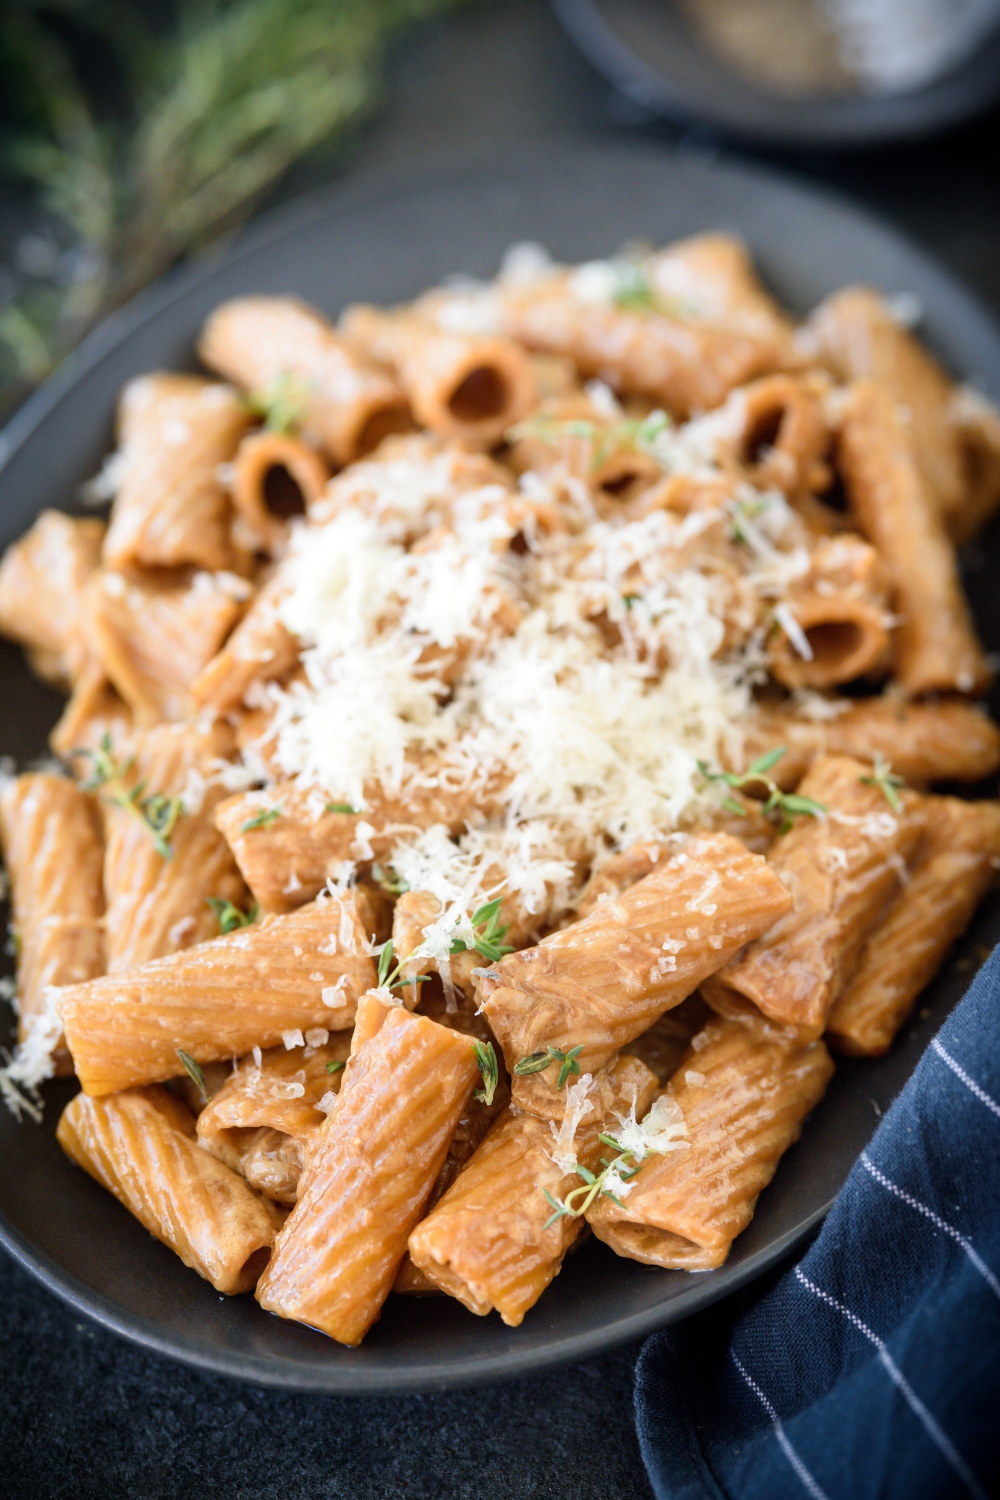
1;226;999;1338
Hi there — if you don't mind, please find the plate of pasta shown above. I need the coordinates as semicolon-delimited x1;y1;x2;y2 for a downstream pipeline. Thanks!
1;144;999;1393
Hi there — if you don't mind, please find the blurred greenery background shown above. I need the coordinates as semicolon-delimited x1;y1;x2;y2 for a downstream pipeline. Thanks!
0;0;473;420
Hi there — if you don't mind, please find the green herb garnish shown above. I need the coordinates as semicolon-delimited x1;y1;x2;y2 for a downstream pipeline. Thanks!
240;806;282;833
371;862;410;895
246;371;311;433
612;263;657;312
76;733;181;858
698;748;826;835
472;1040;499;1107
376;939;428;995
206;897;259;934
177;1049;210;1106
325;1059;346;1075
859;755;905;812
513;1043;584;1090
449;897;514;964
324;802;358;815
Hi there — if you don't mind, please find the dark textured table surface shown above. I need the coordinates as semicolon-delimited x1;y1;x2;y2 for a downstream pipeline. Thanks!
2;4;999;1496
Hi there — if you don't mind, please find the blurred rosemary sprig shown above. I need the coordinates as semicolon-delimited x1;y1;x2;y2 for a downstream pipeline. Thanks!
0;0;469;418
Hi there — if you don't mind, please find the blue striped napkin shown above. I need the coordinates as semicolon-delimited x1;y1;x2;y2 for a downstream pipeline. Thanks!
634;947;1000;1500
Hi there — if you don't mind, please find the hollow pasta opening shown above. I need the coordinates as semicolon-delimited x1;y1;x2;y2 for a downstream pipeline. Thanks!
240;1246;272;1286
742;405;784;466
262;463;307;519
355;401;413;457
448;365;509;422
804;619;865;668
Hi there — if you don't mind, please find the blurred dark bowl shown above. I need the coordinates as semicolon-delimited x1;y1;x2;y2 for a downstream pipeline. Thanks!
552;0;1000;147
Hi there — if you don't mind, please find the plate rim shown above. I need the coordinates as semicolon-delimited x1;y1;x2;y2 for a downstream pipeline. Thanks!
2;139;1000;1393
551;0;1000;147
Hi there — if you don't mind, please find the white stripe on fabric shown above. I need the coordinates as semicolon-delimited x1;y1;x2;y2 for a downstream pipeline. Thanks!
860;1152;1000;1301
794;1269;988;1500
730;1352;830;1500
931;1038;1000;1120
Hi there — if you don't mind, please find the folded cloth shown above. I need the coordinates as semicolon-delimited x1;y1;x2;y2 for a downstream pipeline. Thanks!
634;946;1000;1500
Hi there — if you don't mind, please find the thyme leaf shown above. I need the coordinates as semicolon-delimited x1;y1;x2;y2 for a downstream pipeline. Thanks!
371;862;410;895
177;1049;210;1106
246;371;311;433
449;897;514;963
325;1059;345;1075
697;749;826;835
513;1044;584;1089
75;733;182;859
859;755;905;812
206;897;259;935
325;802;358;815
472;1040;499;1106
375;939;427;995
240;806;282;833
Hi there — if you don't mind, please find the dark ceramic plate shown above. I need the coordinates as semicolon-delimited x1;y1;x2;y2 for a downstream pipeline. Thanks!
2;144;1000;1394
552;0;1000;148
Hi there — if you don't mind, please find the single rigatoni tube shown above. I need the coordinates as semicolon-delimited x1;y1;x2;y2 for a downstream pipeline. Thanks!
190;571;299;714
500;234;793;418
734;697;1000;790
481;832;792;1122
703;755;926;1038
103;374;249;572
826;797;1000;1056
0;773;105;1073
84;567;246;726
588;1016;833;1268
837;379;989;696
230;430;329;557
808;288;967;534
0;511;104;687
407;1054;657;1326
198;297;410;466
255;1005;479;1345
214;765;506;914
718;374;830;503
59;892;376;1096
57;1086;282;1293
197;1033;351;1202
768;591;891;690
101;720;248;972
340;304;536;449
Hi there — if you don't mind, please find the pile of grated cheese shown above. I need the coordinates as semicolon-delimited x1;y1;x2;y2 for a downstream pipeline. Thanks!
236;408;809;950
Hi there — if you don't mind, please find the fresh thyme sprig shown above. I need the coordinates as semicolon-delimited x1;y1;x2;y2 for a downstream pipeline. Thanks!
611;263;658;312
325;801;359;816
859;755;905;812
240;806;282;833
376;939;428;994
514;1044;584;1090
325;1058;345;1075
697;748;826;834
246;371;312;433
543;1149;640;1228
472;1040;499;1106
449;898;514;964
76;733;182;859
177;1050;211;1106
506;409;671;470
371;862;410;895
206;897;259;935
